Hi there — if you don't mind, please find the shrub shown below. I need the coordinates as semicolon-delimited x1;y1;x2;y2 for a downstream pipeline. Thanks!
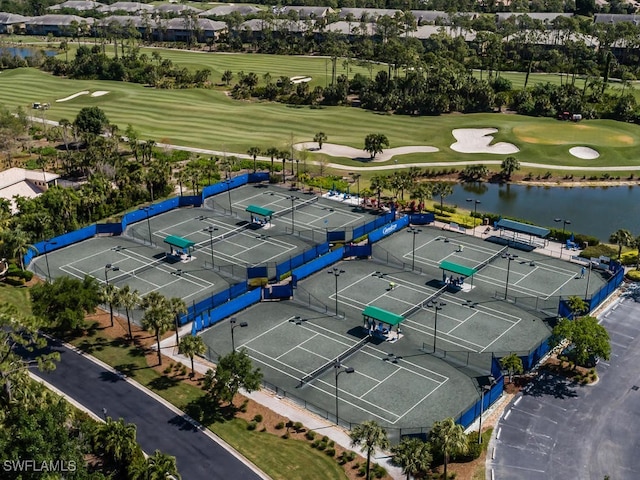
316;442;327;451
253;414;263;423
305;430;316;441
328;440;334;447
626;270;640;281
282;433;289;439
293;421;304;432
325;448;335;457
311;440;320;449
346;451;357;462
163;366;172;374
372;464;387;478
275;422;285;430
247;422;257;431
322;435;329;442
180;365;188;376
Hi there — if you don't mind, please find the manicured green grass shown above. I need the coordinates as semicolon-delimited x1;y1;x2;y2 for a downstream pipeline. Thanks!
70;331;347;480
0;283;32;316
3;67;640;172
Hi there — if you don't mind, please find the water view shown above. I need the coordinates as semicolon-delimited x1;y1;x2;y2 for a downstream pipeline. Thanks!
447;183;638;241
0;47;57;58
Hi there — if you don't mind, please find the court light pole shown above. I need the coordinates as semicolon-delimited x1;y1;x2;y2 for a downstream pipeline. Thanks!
349;172;361;209
466;199;481;236
503;253;518;300
478;377;495;444
104;264;120;327
427;301;446;353
585;260;593;300
334;361;354;425
554;218;571;258
288;195;298;233
230;317;248;352
43;240;57;282
203;226;218;268
139;206;153;246
226;179;233;214
407;227;421;271
328;267;345;318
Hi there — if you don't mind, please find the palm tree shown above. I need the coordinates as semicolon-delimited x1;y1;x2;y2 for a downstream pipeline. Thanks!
429;417;468;480
370;175;388;209
169;297;187;347
499;353;523;383
100;283;119;328
10;228;33;271
432;182;453;210
146;450;181;479
247;146;261;173
93;417;138;471
501;156;520;180
350;420;390;480
391;437;432;480
632;234;640;270
117;285;140;343
141;292;173;366
313;132;327;149
264;147;278;173
410;183;432;211
178;335;206;376
609;229;632;260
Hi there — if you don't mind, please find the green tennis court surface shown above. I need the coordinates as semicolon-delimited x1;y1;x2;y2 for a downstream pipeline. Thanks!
30;184;377;322
200;225;611;435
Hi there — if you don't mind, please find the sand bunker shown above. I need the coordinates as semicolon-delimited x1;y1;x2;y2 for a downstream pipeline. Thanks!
296;142;438;163
91;91;109;97
450;128;519;154
290;76;312;84
569;146;599;159
56;91;89;102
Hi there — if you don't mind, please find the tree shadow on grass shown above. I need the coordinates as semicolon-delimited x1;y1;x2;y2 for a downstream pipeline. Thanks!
148;375;181;391
184;396;236;425
76;336;109;354
114;362;146;378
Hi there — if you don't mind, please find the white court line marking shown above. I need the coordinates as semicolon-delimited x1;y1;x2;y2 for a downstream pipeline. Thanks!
481;320;522;352
295;344;333;363
393;381;448;423
401;321;484;351
358;371;391;398
446;310;478;334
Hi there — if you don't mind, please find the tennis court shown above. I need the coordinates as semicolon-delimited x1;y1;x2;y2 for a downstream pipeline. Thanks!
204;184;367;232
375;227;608;302
200;301;478;430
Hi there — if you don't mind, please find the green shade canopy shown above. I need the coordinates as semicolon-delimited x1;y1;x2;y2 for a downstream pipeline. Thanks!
362;305;404;326
439;260;476;277
495;219;550;238
164;235;195;249
246;205;274;217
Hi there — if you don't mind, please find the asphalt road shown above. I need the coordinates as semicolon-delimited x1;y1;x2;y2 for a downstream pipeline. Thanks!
32;338;265;480
489;295;640;479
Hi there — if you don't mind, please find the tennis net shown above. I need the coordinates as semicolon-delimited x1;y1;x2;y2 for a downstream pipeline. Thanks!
298;335;370;388
273;196;319;219
404;285;449;318
476;246;509;272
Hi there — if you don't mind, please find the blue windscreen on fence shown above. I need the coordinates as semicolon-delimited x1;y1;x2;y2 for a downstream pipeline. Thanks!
275;242;330;279
344;244;372;258
368;216;409;243
408;213;435;225
181;281;249;324
178;195;202;207
247;266;268;278
456;376;504;429
264;284;294;300
96;223;123;235
327;231;346;242
191;288;262;334
353;213;394;241
292;247;344;281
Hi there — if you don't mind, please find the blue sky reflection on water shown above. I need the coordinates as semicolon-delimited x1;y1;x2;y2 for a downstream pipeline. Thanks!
445;183;638;241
